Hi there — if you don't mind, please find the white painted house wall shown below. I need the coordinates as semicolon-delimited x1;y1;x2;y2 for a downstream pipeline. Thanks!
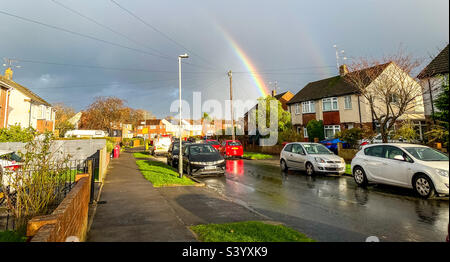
7;88;54;129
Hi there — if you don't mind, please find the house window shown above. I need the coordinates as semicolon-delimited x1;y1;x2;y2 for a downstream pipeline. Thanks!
295;103;300;114
322;97;338;111
150;125;156;129
344;96;352;109
302;101;315;113
324;125;341;139
389;93;399;103
303;127;308;138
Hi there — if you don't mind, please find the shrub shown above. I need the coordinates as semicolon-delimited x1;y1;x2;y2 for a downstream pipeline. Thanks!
306;120;324;142
277;129;304;144
0;125;36;142
393;121;419;142
335;128;364;149
1;132;71;232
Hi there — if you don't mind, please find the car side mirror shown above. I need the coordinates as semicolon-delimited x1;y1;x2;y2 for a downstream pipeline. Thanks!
393;155;405;161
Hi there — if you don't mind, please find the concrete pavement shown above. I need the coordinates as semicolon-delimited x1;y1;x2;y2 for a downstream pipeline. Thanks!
87;150;264;242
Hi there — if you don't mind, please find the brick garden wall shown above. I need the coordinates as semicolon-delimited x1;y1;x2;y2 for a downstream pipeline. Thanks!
244;144;284;155
27;174;91;242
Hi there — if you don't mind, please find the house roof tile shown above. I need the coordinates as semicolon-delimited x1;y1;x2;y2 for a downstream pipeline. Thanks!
287;62;391;104
417;44;449;79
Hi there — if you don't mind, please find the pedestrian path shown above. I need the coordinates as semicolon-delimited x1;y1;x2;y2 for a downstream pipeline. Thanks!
87;151;196;242
88;150;264;242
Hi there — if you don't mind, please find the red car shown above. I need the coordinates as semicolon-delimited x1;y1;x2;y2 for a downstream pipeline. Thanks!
205;139;221;150
219;140;243;158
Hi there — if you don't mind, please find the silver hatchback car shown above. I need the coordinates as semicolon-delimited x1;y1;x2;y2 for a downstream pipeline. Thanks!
280;142;346;175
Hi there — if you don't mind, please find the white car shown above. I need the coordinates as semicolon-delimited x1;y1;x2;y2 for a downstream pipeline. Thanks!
351;143;449;198
280;142;346;175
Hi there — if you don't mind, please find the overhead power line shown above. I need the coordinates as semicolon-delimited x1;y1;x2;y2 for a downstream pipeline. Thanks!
0;9;216;71
109;0;223;71
14;58;224;74
32;75;205;90
50;0;171;58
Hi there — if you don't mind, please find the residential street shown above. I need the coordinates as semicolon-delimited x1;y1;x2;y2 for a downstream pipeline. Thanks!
196;159;449;242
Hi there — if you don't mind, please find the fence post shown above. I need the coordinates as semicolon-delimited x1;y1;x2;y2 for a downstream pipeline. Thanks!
87;159;94;203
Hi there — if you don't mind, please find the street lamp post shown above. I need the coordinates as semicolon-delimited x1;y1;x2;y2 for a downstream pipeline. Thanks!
178;53;189;178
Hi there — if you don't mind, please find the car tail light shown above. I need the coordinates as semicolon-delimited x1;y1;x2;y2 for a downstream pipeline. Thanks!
326;143;332;146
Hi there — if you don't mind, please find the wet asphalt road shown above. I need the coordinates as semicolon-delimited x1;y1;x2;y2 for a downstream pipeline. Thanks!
197;159;449;242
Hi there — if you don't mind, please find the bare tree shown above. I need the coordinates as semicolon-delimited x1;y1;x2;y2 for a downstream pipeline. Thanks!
53;103;76;137
344;49;423;142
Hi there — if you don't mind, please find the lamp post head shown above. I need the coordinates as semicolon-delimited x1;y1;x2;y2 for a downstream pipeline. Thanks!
179;53;189;59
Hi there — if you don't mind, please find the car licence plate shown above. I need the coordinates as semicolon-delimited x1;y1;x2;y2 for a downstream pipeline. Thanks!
204;166;215;170
330;164;338;168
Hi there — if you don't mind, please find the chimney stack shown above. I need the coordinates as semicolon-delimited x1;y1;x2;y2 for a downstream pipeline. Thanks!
339;64;348;76
271;90;276;97
4;68;13;80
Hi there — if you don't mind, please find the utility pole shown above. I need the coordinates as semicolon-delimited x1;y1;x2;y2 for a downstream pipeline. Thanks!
228;70;235;141
178;54;189;178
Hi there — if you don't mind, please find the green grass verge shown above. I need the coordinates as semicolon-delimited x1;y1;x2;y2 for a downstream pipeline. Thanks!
0;231;26;242
135;158;196;187
243;152;273;160
190;221;315;242
345;164;352;175
133;152;151;158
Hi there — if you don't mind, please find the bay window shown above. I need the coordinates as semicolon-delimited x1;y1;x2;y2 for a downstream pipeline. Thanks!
324;125;341;139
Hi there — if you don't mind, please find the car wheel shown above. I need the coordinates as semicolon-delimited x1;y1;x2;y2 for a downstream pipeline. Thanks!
280;159;288;171
305;162;314;176
413;174;435;199
353;166;368;187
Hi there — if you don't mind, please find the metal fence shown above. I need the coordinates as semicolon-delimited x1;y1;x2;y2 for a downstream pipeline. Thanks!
0;157;95;231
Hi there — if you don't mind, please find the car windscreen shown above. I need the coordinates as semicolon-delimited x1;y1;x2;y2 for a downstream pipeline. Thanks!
303;144;332;155
189;144;216;155
228;141;241;146
404;147;449;161
207;140;220;145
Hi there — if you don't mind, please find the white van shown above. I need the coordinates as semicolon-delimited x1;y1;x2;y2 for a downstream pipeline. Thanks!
151;136;172;155
64;130;108;138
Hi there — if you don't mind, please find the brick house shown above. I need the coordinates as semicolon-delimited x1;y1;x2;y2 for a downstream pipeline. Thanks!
0;68;55;132
287;63;425;140
135;119;168;139
417;44;449;123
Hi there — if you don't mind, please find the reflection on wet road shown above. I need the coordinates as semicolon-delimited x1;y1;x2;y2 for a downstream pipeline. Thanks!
198;159;449;242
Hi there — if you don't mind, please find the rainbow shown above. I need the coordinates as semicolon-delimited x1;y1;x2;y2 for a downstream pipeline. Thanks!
218;27;270;97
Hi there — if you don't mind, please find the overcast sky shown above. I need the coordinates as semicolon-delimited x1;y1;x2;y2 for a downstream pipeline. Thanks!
0;0;448;118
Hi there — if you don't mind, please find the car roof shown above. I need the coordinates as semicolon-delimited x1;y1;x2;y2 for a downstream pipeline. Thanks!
285;142;321;145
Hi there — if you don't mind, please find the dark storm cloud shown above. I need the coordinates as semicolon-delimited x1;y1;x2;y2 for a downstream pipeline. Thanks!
0;0;448;117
